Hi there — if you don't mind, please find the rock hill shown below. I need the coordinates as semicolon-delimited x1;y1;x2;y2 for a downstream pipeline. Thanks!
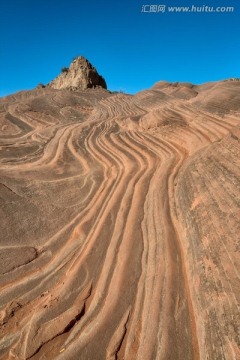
0;79;239;360
47;56;107;91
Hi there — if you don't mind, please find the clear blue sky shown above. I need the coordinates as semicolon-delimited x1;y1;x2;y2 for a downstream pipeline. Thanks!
0;0;239;96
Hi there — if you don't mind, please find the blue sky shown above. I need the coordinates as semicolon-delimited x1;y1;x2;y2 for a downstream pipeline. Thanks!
0;0;239;96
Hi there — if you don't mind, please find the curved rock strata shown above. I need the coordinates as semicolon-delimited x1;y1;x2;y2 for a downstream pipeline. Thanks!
0;80;239;359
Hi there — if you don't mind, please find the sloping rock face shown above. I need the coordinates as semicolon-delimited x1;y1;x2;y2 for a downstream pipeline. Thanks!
48;56;107;90
0;80;239;360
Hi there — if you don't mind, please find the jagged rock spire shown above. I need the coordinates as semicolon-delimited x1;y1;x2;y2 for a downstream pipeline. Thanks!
48;56;107;90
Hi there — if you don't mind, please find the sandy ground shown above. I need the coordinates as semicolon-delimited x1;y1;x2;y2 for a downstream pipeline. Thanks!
0;81;239;359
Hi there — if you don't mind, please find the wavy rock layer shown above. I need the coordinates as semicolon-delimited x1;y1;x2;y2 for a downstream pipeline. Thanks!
0;81;239;360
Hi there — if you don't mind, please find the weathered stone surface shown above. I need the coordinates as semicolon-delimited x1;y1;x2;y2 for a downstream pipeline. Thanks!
48;56;107;90
0;79;239;359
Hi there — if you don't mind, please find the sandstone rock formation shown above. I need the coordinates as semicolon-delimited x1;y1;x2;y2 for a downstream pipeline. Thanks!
0;80;239;359
48;56;107;90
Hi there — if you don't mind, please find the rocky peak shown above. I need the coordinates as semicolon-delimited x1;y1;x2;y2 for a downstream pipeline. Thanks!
48;56;107;91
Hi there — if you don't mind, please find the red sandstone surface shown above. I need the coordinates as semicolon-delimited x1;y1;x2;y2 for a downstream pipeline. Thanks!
0;80;239;359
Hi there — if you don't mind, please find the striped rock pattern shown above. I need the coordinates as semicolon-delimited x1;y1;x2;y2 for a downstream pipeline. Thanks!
0;80;239;359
